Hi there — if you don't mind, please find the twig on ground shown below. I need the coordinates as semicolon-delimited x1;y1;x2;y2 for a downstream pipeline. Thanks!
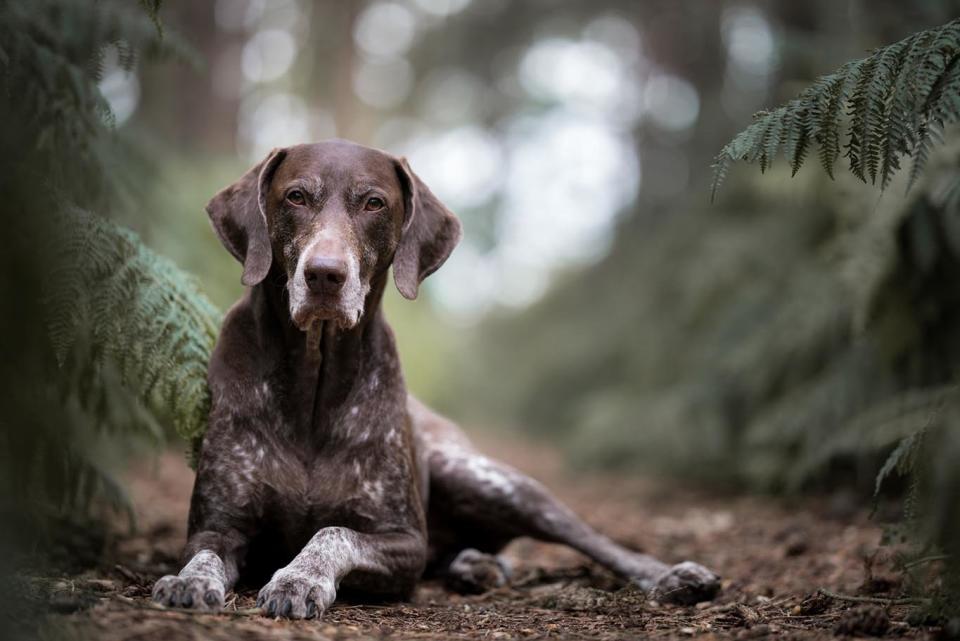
108;594;263;618
902;554;950;569
112;564;140;583
816;588;926;606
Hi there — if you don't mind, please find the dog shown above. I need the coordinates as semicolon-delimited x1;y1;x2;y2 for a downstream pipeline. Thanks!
151;140;720;618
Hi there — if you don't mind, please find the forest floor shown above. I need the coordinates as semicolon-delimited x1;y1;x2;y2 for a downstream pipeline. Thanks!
22;431;939;640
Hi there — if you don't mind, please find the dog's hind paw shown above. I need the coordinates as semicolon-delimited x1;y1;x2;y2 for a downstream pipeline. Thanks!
650;561;721;605
445;548;512;595
151;574;225;611
257;571;336;620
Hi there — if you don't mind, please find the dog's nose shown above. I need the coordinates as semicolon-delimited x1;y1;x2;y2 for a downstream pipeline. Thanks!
304;257;347;295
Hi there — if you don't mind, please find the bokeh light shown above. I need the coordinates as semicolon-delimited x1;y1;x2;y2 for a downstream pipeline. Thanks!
410;0;472;17
238;93;335;161
354;2;418;59
241;29;297;83
643;74;700;132
97;44;140;126
353;57;415;110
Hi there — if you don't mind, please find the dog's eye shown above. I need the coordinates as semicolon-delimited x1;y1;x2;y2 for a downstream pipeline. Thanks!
364;197;385;211
286;190;305;206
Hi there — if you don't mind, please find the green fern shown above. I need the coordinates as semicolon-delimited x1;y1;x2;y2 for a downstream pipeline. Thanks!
0;0;214;459
712;18;960;199
874;418;932;503
0;0;192;199
45;207;222;457
709;20;960;616
0;0;220;565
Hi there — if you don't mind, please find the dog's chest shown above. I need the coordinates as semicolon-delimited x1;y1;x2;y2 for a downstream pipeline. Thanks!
231;370;415;535
253;432;408;533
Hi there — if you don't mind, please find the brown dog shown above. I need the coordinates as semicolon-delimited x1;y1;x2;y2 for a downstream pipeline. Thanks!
151;140;720;618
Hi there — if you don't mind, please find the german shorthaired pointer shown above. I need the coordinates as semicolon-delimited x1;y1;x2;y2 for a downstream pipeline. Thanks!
151;140;720;618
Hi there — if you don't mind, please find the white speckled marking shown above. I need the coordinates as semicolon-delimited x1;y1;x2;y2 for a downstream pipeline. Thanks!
361;479;384;502
287;232;370;330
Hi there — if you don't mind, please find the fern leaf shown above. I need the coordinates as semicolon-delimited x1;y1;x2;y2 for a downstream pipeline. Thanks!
45;207;222;452
907;121;944;191
874;429;925;499
846;50;881;183
710;153;731;202
781;105;811;176
864;39;909;184
883;27;938;190
759;107;786;173
713;18;960;198
712;118;766;200
808;69;853;178
139;0;164;37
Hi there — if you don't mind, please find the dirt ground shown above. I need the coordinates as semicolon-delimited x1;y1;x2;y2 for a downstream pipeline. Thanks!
23;432;940;640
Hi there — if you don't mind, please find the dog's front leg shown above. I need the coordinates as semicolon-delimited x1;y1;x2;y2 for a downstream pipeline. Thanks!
257;527;425;619
152;441;254;611
152;529;244;610
152;414;260;611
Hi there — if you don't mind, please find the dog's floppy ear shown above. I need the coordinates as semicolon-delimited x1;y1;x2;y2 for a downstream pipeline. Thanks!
393;157;462;300
205;148;287;286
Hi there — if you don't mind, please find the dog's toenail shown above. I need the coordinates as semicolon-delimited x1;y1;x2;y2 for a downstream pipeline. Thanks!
281;599;293;617
267;600;277;616
204;591;218;606
306;600;317;619
256;595;265;608
182;593;193;608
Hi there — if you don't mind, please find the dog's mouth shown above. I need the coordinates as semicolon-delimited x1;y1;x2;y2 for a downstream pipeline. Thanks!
290;299;363;332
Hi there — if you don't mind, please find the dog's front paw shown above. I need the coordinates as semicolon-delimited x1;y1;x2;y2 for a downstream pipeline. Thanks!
257;570;336;620
651;561;721;605
152;574;225;611
445;548;512;594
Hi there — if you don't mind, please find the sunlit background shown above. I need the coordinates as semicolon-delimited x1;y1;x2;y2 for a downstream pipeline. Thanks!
105;0;776;314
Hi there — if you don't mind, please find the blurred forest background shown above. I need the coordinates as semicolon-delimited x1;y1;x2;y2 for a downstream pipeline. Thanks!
2;0;960;630
123;0;960;487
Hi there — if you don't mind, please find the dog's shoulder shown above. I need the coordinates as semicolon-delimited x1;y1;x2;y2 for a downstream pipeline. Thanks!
208;290;275;389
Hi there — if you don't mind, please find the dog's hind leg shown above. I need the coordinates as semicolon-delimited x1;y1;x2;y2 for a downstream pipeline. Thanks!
411;398;721;604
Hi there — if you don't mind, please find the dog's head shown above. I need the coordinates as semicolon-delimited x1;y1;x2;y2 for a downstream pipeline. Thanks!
206;140;461;330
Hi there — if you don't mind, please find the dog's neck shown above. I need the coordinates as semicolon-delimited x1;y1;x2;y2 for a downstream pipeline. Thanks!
253;266;399;437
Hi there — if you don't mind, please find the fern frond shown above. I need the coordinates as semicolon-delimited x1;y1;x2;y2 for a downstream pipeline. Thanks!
709;154;731;202
808;69;853;178
781;382;957;490
781;106;811;176
864;40;910;184
711;117;767;200
874;428;926;500
846;51;881;182
139;0;164;37
882;28;937;190
45;208;222;452
713;18;960;198
0;0;194;167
